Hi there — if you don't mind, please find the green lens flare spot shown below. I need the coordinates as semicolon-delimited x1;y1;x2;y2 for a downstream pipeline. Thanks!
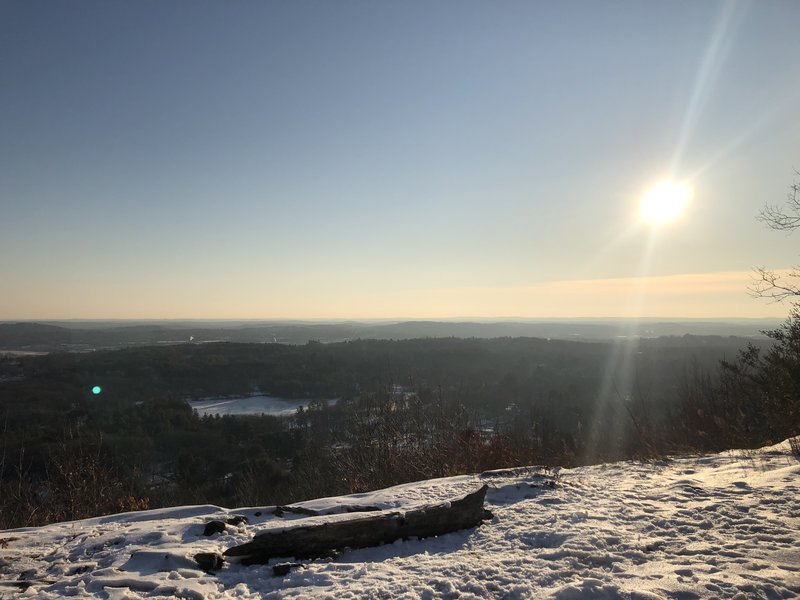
92;386;102;395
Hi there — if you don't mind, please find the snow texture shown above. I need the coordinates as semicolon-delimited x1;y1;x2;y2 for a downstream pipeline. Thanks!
1;441;798;599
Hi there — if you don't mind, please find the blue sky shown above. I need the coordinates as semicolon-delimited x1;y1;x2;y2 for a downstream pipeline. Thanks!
2;0;799;319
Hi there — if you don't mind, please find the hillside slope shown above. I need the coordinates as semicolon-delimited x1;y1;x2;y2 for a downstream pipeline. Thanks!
1;443;798;599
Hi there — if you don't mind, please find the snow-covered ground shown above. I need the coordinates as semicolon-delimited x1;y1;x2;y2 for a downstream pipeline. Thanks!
1;441;798;599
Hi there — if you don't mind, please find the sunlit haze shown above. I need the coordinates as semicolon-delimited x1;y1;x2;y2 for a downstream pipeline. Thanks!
2;0;799;320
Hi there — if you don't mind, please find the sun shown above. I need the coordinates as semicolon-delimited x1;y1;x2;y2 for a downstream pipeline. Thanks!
640;181;693;225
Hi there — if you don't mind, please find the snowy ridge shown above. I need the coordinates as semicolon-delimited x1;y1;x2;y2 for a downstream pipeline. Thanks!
1;443;798;599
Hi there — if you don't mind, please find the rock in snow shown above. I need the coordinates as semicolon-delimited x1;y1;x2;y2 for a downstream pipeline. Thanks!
0;441;798;598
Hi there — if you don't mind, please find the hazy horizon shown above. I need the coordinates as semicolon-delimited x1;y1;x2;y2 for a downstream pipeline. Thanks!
3;1;799;320
0;315;783;325
0;269;793;321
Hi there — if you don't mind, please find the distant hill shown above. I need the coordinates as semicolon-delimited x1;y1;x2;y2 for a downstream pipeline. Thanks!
0;319;779;352
0;323;74;347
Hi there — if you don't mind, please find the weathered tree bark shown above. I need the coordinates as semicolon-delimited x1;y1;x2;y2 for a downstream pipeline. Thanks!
224;485;490;565
272;504;380;518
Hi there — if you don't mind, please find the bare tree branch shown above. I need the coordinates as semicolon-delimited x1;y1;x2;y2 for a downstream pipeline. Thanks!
752;172;800;303
757;171;800;231
749;267;800;302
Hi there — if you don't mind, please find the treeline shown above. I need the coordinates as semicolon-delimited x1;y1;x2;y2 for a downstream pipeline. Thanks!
671;309;800;452
2;332;795;529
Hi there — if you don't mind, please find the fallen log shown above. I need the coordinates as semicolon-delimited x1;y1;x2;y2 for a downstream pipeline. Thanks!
225;484;490;565
273;503;381;518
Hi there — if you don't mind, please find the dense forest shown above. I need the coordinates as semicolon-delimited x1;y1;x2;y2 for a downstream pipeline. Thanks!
1;328;798;529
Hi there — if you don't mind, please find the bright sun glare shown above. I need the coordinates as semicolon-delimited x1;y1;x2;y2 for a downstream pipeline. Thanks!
640;181;693;225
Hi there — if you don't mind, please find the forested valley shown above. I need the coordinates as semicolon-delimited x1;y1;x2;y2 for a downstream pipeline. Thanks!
2;328;798;529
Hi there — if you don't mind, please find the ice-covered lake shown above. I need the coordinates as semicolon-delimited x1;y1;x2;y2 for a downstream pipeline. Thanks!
187;395;336;417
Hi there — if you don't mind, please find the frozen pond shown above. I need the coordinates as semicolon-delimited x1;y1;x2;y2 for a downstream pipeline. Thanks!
187;394;336;417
